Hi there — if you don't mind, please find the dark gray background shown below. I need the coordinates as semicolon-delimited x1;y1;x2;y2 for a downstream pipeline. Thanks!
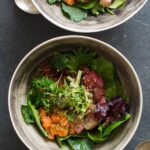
0;0;150;149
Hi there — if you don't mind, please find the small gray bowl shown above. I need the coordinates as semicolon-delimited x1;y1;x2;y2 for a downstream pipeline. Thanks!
31;0;147;33
8;35;142;150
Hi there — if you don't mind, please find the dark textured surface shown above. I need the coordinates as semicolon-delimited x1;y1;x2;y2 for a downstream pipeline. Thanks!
0;0;149;150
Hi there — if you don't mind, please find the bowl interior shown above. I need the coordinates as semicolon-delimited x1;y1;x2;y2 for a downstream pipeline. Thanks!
9;36;142;150
32;0;146;32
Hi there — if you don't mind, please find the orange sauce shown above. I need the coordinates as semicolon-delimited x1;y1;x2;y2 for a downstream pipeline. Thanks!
39;108;75;140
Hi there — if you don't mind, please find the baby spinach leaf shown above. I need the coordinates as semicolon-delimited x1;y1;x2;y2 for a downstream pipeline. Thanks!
106;8;115;14
91;56;115;82
87;114;131;143
91;4;105;15
67;138;94;150
56;132;87;147
108;0;126;9
105;81;117;99
115;79;126;97
62;3;87;22
21;105;35;124
47;0;57;5
87;129;107;143
27;98;49;138
76;0;97;10
105;79;128;101
56;135;71;148
103;113;131;137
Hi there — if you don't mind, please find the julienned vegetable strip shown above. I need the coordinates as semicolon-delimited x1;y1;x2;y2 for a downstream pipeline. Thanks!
75;70;82;86
21;49;131;150
67;70;83;88
102;113;131;137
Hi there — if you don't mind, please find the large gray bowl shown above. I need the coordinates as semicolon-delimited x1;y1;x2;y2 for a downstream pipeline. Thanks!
32;0;147;33
8;36;142;150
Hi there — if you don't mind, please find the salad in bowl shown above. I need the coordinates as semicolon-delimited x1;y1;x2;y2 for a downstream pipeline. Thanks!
21;49;131;149
31;0;147;32
47;0;126;22
8;36;142;150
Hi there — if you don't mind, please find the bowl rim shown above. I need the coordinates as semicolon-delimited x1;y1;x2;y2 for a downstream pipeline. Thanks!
135;140;150;150
31;0;148;33
8;35;143;150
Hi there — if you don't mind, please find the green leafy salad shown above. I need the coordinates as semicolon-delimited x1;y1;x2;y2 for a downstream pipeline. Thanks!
47;0;127;22
21;49;131;150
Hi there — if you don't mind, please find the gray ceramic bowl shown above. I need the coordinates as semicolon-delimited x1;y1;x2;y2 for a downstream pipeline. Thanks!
8;36;142;150
32;0;147;33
